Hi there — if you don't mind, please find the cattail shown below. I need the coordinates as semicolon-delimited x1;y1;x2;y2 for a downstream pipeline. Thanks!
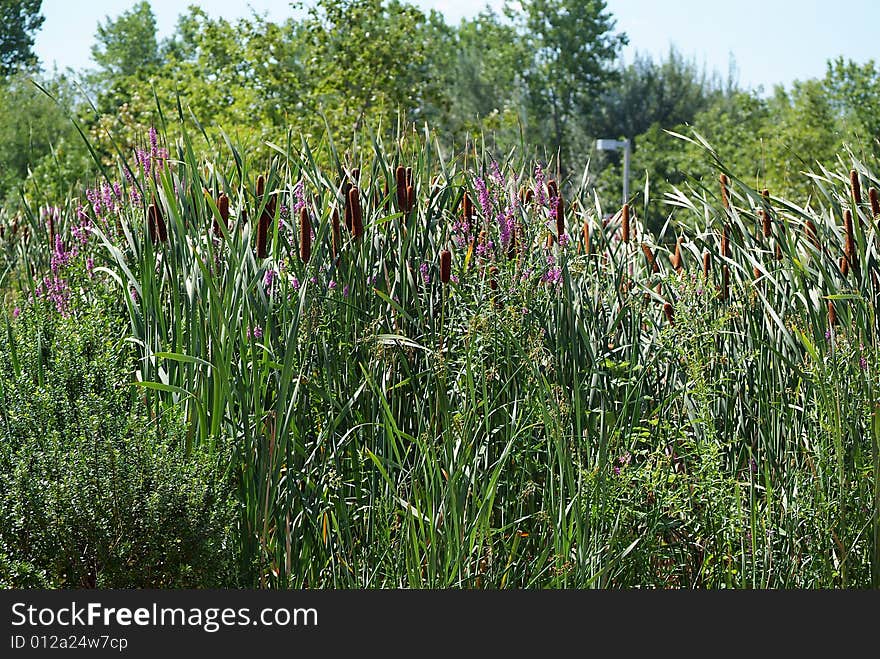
405;167;414;189
256;210;270;259
331;207;341;258
299;208;311;263
462;191;474;220
850;169;862;206
844;209;856;264
440;249;451;284
256;174;266;198
805;219;819;249
703;251;711;278
775;242;782;260
719;173;730;210
214;193;229;237
621;203;630;243
840;255;849;276
148;202;167;244
721;265;729;301
760;210;771;239
582;220;591;255
828;299;837;326
870;187;880;218
406;185;415;213
342;181;353;231
488;265;499;290
395;166;407;211
671;237;683;272
641;243;659;273
349;186;363;240
663;302;675;326
753;265;762;280
546;232;555;248
555;194;565;238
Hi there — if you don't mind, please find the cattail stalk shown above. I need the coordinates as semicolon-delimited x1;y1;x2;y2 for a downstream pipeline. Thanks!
148;202;167;244
299;208;311;263
214;193;229;237
555;194;565;238
331;207;342;257
349;186;363;240
440;249;451;284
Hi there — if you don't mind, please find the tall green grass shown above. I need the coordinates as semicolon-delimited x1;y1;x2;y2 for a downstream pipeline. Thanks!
2;112;879;588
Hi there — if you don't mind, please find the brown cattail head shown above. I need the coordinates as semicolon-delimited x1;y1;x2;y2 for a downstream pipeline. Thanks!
671;237;683;272
395;166;407;211
440;249;451;284
663;302;675;327
641;243;659;273
546;232;555;248
331;207;342;258
349;186;363;240
721;265;730;301
870;187;880;218
462;190;474;220
256;209;271;259
256;174;266;198
582;220;591;255
555;194;565;238
406;185;415;213
844;209;856;261
621;203;630;243
342;181;353;231
719;173;730;210
299;208;311;263
148;202;167;244
702;251;711;278
805;219;819;249
850;169;862;206
828;299;837;326
721;225;730;258
214;193;229;237
840;255;849;276
489;265;499;290
761;210;771;239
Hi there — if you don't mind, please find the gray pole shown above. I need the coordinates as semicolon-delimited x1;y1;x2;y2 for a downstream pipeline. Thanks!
622;138;630;206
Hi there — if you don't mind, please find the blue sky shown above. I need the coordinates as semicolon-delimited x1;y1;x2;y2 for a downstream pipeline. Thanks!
34;0;880;93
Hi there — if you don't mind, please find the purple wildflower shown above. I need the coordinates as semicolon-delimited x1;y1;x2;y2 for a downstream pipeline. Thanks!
420;262;431;284
12;307;20;319
474;176;492;217
291;276;301;291
534;163;546;207
328;280;337;290
343;285;350;297
264;268;278;294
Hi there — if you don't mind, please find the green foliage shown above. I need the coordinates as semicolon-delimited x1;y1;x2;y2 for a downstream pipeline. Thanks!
0;0;44;77
0;299;240;588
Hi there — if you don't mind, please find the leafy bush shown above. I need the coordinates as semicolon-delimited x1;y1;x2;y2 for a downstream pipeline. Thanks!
0;301;241;588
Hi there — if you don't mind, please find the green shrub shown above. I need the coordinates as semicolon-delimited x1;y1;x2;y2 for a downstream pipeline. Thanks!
0;302;241;588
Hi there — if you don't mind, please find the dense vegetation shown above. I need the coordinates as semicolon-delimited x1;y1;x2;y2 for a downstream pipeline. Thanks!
1;0;879;588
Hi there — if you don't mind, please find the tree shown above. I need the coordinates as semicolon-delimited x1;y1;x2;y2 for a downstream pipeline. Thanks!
0;0;44;77
824;57;880;152
509;0;627;170
90;1;162;81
